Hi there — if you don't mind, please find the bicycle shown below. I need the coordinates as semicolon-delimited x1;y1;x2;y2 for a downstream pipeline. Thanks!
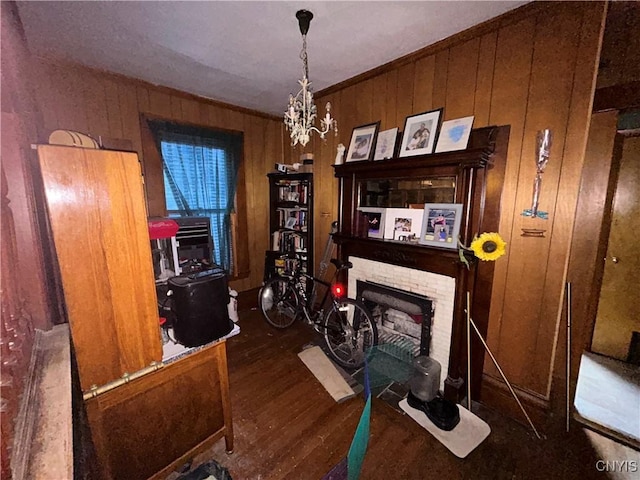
258;254;378;369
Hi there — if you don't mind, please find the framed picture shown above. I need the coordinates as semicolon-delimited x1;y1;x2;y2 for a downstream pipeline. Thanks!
419;203;463;249
373;127;399;160
383;208;423;241
357;207;386;239
435;116;474;153
399;108;443;158
345;122;380;162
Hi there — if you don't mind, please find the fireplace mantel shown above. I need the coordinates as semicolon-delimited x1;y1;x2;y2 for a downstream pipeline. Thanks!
333;125;510;402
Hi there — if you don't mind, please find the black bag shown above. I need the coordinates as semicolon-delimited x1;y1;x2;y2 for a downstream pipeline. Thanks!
175;459;232;480
407;391;461;431
168;268;233;347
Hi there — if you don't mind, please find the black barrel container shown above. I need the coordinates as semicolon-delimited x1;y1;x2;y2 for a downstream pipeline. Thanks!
168;269;233;347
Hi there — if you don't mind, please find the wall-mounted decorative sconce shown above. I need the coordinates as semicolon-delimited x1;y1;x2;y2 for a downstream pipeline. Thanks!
522;129;552;220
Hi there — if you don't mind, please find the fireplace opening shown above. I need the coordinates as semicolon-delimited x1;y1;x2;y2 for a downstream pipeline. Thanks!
357;280;434;358
348;257;455;394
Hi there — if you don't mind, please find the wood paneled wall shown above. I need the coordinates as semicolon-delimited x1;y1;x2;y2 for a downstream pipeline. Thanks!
309;1;607;416
29;58;285;293
5;0;609;426
596;2;640;89
1;2;46;476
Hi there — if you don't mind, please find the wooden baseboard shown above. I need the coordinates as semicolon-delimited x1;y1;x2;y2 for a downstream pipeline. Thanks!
11;325;72;479
237;287;260;312
479;373;550;433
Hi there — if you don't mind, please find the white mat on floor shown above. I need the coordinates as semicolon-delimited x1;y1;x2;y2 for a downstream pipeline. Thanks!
298;346;355;402
399;398;490;458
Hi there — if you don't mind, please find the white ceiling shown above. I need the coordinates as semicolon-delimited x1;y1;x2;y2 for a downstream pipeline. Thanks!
17;1;529;116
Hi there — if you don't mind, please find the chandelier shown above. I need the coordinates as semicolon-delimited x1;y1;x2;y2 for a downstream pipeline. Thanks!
284;10;337;147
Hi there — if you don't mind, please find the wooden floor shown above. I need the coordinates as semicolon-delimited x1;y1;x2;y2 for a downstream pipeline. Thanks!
171;307;639;480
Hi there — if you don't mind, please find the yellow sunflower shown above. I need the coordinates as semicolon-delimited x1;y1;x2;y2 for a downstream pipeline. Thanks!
470;232;507;261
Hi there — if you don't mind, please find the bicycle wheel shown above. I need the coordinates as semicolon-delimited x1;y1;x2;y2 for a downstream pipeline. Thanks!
259;276;300;328
322;298;378;369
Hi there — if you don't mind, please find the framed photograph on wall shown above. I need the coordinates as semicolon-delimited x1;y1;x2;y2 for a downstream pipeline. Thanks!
357;207;386;239
399;108;443;158
345;122;380;162
419;203;463;249
435;116;474;153
373;127;399;160
383;208;423;241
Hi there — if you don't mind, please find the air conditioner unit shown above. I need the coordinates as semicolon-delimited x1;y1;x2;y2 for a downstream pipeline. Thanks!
173;216;214;273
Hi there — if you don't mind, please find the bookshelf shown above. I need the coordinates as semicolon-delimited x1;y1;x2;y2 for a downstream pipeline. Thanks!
264;172;313;280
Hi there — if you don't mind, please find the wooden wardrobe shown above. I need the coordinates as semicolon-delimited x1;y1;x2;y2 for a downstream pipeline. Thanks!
34;145;233;480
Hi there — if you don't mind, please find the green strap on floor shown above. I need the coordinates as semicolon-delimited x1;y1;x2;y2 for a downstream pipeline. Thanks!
347;360;371;480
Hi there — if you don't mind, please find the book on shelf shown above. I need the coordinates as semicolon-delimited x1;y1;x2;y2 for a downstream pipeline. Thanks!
276;181;309;204
277;207;308;230
271;230;308;253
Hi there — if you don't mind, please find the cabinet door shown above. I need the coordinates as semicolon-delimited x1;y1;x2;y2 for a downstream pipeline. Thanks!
85;342;233;480
37;145;162;391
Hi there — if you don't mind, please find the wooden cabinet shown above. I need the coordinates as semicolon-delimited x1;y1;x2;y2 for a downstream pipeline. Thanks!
264;172;314;279
333;126;509;401
84;342;232;480
36;145;162;390
34;145;232;479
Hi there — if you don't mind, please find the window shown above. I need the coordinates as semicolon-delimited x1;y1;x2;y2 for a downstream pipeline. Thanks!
149;121;242;273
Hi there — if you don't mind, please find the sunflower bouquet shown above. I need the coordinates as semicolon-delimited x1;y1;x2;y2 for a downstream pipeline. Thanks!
458;232;507;269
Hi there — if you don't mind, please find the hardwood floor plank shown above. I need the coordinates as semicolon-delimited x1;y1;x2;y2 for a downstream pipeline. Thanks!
165;308;639;480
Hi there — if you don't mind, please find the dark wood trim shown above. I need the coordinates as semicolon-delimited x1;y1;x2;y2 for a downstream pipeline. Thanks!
593;81;640;112
480;373;549;431
237;287;259;312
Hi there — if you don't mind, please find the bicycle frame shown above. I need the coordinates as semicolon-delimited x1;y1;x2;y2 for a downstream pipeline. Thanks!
280;257;349;331
260;255;377;369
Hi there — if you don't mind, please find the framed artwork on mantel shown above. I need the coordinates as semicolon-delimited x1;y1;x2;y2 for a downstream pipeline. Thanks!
435;116;474;153
373;128;399;160
357;206;386;239
399;108;443;157
346;122;380;162
419;203;463;249
383;208;423;241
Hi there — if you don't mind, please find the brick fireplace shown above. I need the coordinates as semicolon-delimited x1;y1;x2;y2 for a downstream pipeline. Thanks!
349;257;455;390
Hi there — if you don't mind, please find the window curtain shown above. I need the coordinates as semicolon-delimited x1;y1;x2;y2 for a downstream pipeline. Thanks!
150;121;242;272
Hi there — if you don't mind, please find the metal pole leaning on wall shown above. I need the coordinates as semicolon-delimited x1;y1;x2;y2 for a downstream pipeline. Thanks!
466;291;543;440
566;282;572;433
466;292;472;411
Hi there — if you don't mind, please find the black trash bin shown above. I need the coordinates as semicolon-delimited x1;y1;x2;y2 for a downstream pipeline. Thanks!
168;268;233;347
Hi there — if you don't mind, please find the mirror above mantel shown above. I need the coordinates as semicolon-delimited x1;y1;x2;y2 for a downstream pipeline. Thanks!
358;176;457;208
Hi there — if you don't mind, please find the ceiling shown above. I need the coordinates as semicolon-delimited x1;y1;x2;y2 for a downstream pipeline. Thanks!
16;1;530;116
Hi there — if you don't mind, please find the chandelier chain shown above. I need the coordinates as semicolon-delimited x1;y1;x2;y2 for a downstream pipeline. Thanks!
301;34;309;80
